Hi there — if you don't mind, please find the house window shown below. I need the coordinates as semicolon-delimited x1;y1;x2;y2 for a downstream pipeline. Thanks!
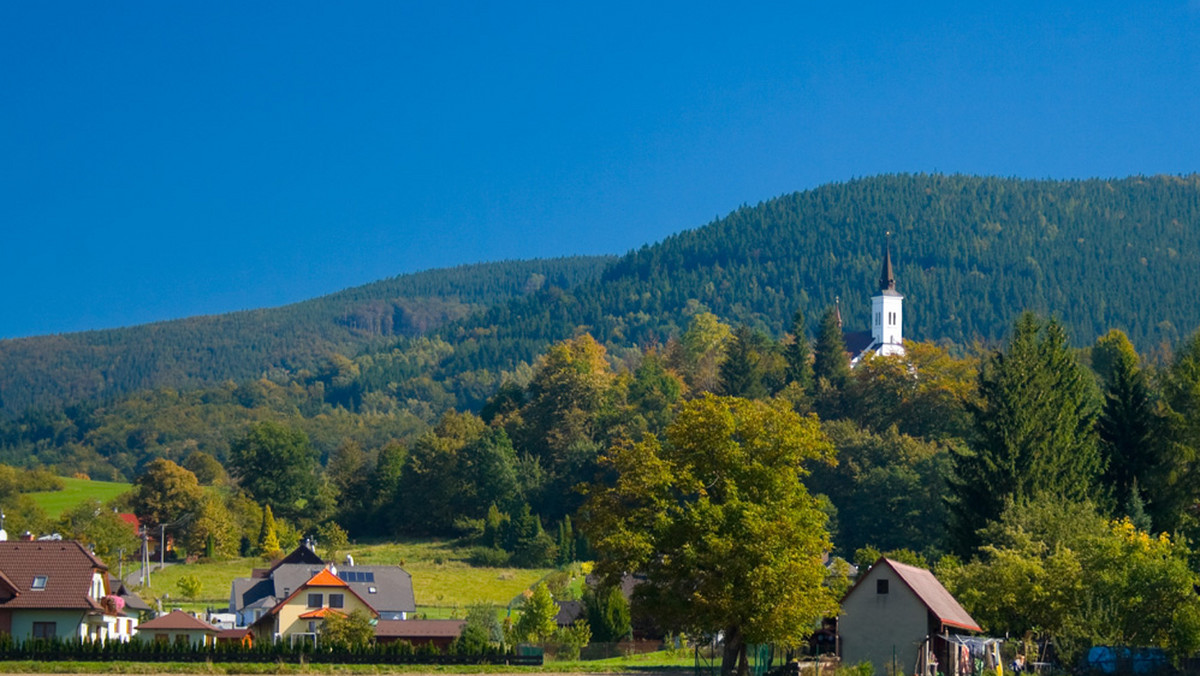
31;576;48;590
32;622;56;639
308;621;318;633
155;633;169;643
175;634;189;645
329;594;344;609
307;593;323;608
875;312;881;326
877;579;889;594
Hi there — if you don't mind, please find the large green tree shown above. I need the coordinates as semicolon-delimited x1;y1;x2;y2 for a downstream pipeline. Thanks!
131;459;205;530
584;395;837;676
812;307;850;417
229;421;320;522
949;313;1101;554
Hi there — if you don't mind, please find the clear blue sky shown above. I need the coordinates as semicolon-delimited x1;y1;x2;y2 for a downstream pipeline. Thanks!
3;2;1199;339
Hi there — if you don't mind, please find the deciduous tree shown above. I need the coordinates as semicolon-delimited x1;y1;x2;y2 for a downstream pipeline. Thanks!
584;395;837;676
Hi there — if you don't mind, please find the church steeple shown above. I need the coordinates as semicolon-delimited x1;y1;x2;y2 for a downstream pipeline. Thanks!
869;233;904;358
879;233;895;292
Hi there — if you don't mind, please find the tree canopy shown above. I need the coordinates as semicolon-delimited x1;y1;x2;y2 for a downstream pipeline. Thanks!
584;394;838;676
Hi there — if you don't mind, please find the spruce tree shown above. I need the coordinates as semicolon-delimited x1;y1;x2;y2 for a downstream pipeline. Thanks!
718;326;765;399
1157;330;1200;533
784;309;814;391
812;307;850;390
949;313;1101;554
1095;330;1160;518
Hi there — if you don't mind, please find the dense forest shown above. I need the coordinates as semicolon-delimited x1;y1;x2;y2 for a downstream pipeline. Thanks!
0;256;613;415
6;174;1200;425
6;174;1200;483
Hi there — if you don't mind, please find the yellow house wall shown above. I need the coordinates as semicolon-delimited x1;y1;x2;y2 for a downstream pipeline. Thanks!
276;588;374;639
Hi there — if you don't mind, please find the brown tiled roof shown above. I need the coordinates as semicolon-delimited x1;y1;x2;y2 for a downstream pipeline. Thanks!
881;559;981;632
375;619;466;639
137;610;218;633
0;541;106;611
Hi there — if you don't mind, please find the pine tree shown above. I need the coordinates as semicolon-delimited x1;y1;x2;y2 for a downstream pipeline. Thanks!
812;307;850;390
718;326;765;398
784;309;814;391
258;505;281;559
949;313;1102;554
1095;330;1160;517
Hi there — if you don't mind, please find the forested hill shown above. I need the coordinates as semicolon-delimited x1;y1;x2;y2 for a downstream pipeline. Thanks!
0;257;614;416
431;173;1200;377
7;173;1200;420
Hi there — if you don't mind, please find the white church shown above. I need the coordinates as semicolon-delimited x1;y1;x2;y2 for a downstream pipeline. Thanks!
844;239;905;366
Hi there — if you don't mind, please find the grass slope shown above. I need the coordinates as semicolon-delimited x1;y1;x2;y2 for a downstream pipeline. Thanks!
27;477;132;518
141;539;554;617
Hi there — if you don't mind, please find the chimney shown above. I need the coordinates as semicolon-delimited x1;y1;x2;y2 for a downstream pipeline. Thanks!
20;532;34;541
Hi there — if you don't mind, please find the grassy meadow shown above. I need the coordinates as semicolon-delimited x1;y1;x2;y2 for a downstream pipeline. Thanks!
139;539;555;617
27;477;132;517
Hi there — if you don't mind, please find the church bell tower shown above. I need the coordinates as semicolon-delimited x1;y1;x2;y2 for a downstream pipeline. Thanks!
870;236;905;357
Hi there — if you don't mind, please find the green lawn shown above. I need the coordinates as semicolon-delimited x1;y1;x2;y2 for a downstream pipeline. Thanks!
136;539;555;614
27;477;132;517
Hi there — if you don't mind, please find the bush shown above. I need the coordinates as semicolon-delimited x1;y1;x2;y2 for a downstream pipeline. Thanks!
467;547;511;567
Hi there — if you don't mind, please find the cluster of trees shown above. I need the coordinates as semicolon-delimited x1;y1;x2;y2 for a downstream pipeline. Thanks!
10;174;1200;488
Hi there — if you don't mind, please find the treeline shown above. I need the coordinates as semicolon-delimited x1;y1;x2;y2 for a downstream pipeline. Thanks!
8;175;1200;427
0;256;613;415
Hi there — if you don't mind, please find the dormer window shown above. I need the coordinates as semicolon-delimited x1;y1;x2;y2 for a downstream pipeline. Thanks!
31;576;48;590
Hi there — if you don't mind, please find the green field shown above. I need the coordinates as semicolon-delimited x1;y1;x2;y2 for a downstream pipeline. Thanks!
27;477;132;517
141;539;555;617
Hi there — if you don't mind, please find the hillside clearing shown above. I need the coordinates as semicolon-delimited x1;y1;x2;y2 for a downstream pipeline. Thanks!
28;477;132;518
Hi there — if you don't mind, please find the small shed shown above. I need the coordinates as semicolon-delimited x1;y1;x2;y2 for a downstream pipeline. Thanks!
838;558;982;676
135;610;219;647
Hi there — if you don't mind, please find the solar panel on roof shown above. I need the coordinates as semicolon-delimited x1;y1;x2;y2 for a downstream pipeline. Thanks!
336;570;375;583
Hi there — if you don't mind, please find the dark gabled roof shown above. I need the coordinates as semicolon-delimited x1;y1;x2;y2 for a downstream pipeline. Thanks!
555;600;584;626
843;330;874;358
0;541;106;611
374;619;465;639
138;609;218;633
266;544;324;575
108;574;152;612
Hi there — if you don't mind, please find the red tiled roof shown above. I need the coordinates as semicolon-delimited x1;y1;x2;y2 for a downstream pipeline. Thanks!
882;559;982;632
375;619;466;639
0;541;106;611
303;568;347;588
138;610;218;633
298;607;344;619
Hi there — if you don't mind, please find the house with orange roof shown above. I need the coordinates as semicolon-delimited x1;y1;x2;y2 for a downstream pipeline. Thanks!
838;558;983;676
248;567;378;646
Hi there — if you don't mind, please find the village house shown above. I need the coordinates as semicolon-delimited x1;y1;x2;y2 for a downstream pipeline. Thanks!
838;558;982;676
134;609;218;646
0;540;139;642
230;544;415;627
248;567;379;646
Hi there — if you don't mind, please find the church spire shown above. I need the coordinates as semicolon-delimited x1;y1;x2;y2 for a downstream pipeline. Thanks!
879;232;896;292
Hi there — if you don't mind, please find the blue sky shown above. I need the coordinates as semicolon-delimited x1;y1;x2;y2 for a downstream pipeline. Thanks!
3;2;1199;339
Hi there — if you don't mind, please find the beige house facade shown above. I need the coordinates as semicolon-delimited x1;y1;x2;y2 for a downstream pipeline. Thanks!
250;568;377;646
